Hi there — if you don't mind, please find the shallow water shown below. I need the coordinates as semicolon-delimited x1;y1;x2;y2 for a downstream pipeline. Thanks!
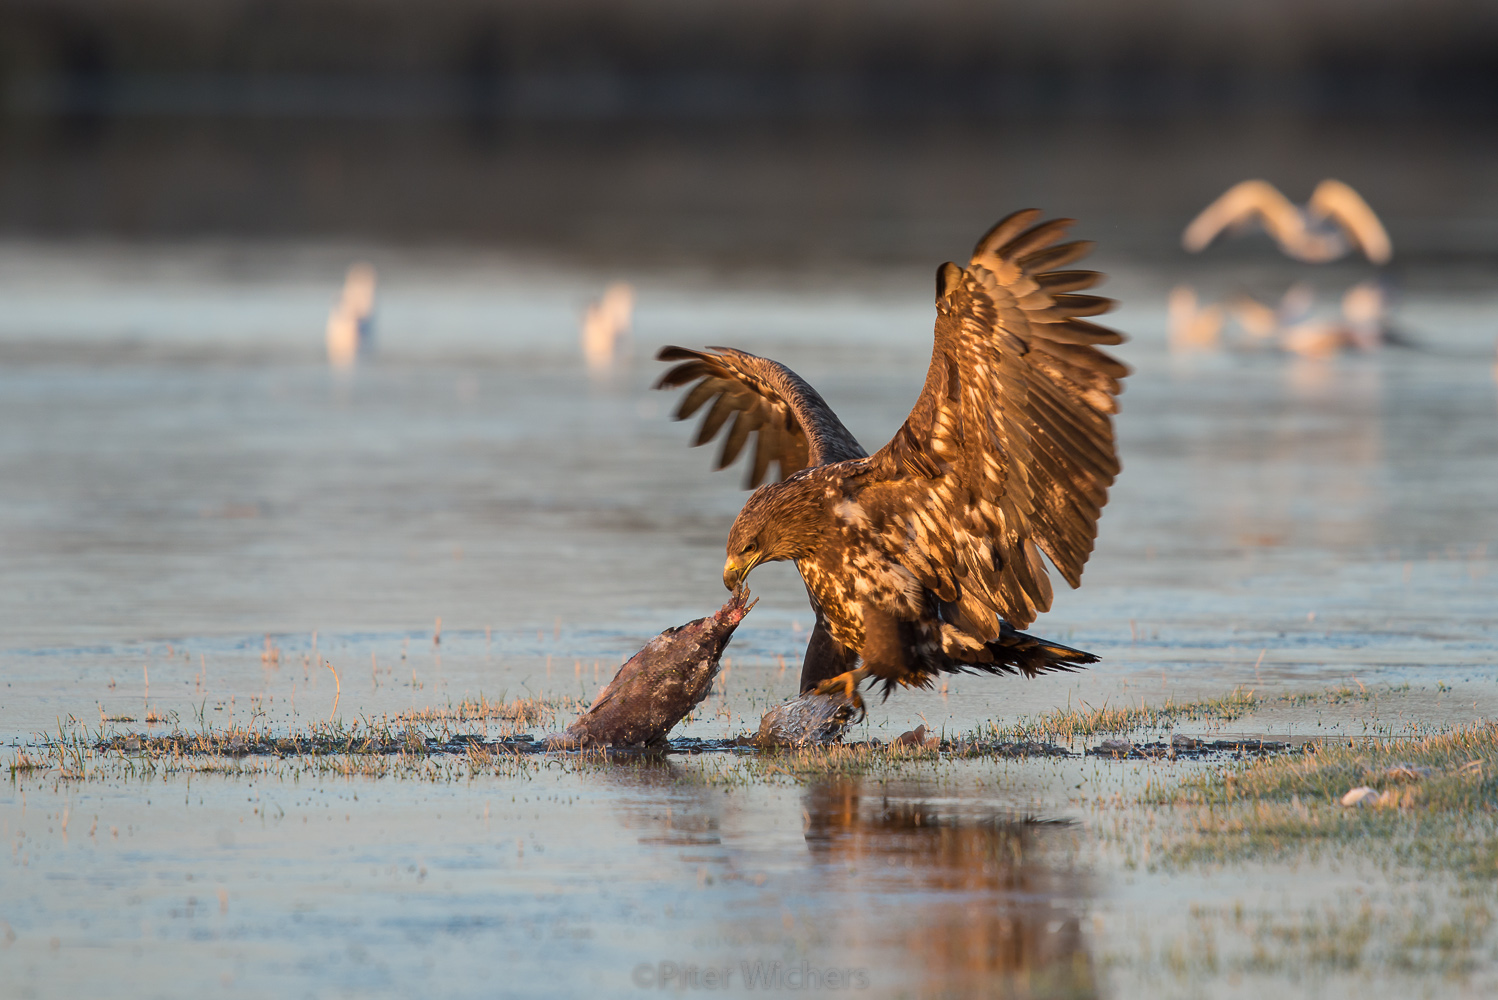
2;244;1497;997
5;759;1107;999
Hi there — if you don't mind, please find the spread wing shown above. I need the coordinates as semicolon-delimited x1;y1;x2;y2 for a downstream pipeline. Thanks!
1307;179;1392;265
1182;179;1305;254
868;210;1128;633
654;346;867;488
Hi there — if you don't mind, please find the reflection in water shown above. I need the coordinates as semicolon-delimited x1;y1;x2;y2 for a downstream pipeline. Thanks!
326;261;377;368
1174;279;1395;359
803;780;1097;1000
589;763;1097;997
1168;284;1224;354
600;757;734;851
581;281;635;377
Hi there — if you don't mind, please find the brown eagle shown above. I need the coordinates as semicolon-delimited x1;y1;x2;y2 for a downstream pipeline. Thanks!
655;211;1127;707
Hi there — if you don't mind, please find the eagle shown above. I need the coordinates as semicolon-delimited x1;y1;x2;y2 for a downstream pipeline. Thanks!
655;210;1127;709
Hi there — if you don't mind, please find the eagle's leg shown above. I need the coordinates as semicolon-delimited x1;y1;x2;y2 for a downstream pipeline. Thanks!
798;616;861;694
810;666;869;722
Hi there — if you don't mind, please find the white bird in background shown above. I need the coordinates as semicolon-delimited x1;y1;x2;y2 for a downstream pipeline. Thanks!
1183;179;1393;265
581;282;634;375
326;263;377;368
1232;280;1392;360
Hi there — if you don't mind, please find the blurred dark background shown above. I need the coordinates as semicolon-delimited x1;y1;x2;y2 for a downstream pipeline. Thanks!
1;0;1496;263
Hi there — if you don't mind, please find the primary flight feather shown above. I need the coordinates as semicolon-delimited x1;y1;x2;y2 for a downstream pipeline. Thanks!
655;211;1128;705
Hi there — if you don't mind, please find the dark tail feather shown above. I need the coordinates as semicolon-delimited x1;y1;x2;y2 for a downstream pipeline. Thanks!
982;623;1098;678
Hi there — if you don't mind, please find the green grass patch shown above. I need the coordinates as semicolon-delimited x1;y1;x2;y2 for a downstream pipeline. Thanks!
985;687;1263;742
1136;720;1498;880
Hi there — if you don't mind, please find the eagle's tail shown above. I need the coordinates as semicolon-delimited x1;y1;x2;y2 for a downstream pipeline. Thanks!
982;624;1098;678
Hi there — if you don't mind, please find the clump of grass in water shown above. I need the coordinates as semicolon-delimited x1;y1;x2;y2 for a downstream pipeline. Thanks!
92;714;426;758
1096;714;1498;986
396;693;579;729
984;684;1391;744
743;743;920;781
729;735;1070;783
987;687;1262;742
11;715;552;782
1167;720;1498;811
1147;719;1498;877
7;751;46;777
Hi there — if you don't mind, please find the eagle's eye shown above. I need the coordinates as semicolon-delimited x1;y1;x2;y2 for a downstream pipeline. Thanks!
740;542;757;556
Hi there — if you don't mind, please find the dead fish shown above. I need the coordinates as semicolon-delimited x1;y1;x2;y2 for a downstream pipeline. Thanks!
553;590;754;749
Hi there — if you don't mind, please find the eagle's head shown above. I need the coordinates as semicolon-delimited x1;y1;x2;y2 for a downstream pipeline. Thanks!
721;475;829;591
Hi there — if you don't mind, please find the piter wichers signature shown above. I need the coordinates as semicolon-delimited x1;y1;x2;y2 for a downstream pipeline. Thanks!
632;960;871;991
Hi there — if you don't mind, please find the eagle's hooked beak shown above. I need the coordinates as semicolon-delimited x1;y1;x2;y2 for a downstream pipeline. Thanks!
723;553;761;591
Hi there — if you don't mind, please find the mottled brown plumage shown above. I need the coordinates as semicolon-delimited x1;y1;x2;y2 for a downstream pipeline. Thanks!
655;211;1127;699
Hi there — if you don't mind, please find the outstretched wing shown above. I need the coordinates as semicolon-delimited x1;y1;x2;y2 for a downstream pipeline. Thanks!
1181;179;1304;254
654;346;867;488
869;210;1128;634
1307;179;1392;265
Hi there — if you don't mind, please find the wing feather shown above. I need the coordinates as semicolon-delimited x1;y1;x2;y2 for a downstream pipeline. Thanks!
672;376;720;420
1018;240;1094;272
655;346;866;486
868;212;1128;632
717;410;754;469
971;209;1044;258
694;392;739;446
1034;270;1103;294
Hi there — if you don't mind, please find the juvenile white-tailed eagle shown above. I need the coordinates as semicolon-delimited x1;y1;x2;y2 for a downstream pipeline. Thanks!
655;211;1127;706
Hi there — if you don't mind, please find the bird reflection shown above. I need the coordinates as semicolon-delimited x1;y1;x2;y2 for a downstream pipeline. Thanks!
1172;278;1400;361
327;262;377;368
1168;284;1225;352
1183;179;1392;265
802;780;1097;999
1225;280;1395;359
581;281;635;375
583;764;1096;997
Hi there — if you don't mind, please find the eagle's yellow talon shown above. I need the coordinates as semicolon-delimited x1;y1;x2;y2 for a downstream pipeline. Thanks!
811;667;868;722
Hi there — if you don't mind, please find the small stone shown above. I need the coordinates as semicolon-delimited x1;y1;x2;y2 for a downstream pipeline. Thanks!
756;692;856;747
1097;738;1133;755
1383;763;1433;782
893;725;932;748
1170;735;1201;749
122;734;142;752
1341;786;1379;807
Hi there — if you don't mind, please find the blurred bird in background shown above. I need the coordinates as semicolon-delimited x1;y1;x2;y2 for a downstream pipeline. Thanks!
581;282;635;375
1183;179;1392;265
326;263;377;368
1167;285;1225;352
1176;179;1398;360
